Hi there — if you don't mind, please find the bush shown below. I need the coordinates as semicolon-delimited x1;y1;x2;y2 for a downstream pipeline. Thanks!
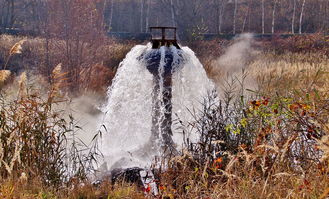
0;35;136;94
160;69;329;198
265;33;329;56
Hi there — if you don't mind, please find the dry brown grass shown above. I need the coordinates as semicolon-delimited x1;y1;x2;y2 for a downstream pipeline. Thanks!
248;52;329;94
0;35;328;198
0;65;102;192
160;150;329;198
0;35;135;95
159;48;329;199
0;179;146;199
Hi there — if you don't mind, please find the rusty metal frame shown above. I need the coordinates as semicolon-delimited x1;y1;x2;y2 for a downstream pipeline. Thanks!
149;27;180;49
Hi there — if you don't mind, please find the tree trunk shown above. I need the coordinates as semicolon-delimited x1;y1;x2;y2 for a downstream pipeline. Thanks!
299;0;306;34
218;0;226;34
262;0;265;34
242;1;250;33
4;0;10;30
170;0;176;27
109;0;114;31
9;0;14;29
233;0;238;34
218;0;222;34
271;0;277;34
291;0;296;34
145;0;150;32
216;0;219;34
140;0;144;32
44;1;51;81
103;0;109;30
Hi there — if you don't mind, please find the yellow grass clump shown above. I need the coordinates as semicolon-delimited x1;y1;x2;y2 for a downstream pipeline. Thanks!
0;70;11;83
50;63;69;97
3;39;27;70
9;39;26;55
248;53;329;92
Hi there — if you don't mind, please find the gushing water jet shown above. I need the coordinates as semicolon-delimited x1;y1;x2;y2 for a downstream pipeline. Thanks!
141;27;183;154
100;27;213;174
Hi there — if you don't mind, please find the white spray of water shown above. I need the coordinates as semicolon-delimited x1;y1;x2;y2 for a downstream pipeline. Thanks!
99;44;214;171
171;47;214;144
211;33;259;91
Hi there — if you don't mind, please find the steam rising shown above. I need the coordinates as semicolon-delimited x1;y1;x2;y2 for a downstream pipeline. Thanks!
211;33;259;91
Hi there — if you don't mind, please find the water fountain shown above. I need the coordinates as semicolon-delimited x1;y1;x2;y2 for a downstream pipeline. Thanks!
142;27;183;154
100;27;214;176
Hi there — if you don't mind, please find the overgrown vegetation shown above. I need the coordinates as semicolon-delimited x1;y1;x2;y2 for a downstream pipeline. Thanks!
0;34;328;198
162;81;329;198
0;62;102;196
158;35;329;198
0;35;135;94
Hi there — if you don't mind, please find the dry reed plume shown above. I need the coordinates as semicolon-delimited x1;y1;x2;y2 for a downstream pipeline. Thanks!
9;39;26;55
3;39;26;70
0;70;11;89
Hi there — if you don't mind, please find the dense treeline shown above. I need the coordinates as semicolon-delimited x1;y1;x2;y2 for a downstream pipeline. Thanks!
0;0;328;39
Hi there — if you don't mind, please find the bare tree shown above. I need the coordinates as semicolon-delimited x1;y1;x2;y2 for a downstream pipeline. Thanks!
271;0;278;34
47;0;106;90
299;0;306;34
291;0;296;33
241;0;250;33
170;0;176;27
262;0;265;34
109;0;114;31
0;0;15;31
140;0;144;32
145;0;150;32
217;0;227;34
233;0;238;34
1;0;329;37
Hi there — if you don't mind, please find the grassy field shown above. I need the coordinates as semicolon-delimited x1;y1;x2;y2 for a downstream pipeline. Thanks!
0;34;328;198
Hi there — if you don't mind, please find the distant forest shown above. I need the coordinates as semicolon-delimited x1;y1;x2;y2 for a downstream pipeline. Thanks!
0;0;328;39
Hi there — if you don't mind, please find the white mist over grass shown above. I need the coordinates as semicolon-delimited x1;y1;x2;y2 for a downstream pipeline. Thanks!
99;44;214;171
212;33;259;92
216;34;254;74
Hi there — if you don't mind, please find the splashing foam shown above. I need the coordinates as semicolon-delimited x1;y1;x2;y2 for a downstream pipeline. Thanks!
100;44;214;171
